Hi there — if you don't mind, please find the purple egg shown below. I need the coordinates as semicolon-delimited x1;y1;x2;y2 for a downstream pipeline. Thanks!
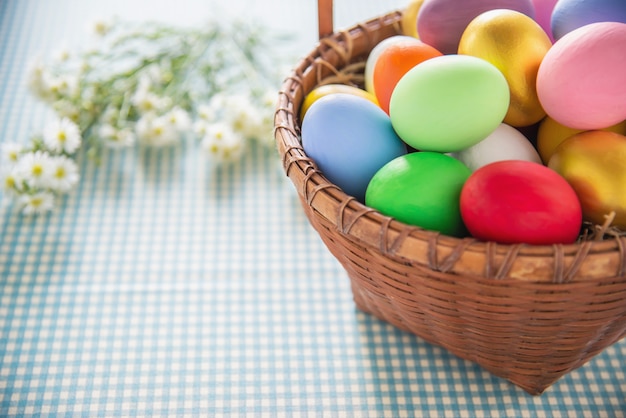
551;0;626;40
532;0;559;41
417;0;535;54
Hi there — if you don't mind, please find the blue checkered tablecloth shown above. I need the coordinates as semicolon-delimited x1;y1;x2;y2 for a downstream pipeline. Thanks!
1;0;625;416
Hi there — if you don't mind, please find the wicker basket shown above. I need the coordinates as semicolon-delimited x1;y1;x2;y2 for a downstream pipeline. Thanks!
274;1;626;395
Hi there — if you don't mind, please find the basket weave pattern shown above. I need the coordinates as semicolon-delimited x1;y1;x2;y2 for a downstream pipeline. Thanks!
274;10;626;395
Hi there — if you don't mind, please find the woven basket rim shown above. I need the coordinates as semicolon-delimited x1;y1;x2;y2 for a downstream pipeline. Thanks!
274;10;626;283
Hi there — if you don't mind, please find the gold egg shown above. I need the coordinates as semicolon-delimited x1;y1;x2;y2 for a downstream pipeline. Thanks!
300;84;379;120
548;131;626;228
401;0;423;39
458;9;552;127
537;117;626;164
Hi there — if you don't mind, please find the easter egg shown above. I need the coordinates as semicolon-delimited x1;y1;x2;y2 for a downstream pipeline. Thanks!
536;22;626;130
401;0;425;38
532;0;558;41
389;54;509;153
548;131;626;228
460;160;582;245
551;0;626;40
372;40;442;114
536;116;626;164
300;84;378;120
364;36;421;96
459;9;551;127
301;93;407;202
365;152;471;237
449;123;542;171
417;0;535;54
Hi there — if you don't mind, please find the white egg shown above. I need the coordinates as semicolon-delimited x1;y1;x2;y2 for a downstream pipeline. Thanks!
449;123;542;171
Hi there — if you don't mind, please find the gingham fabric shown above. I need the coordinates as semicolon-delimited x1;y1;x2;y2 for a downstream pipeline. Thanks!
1;0;625;416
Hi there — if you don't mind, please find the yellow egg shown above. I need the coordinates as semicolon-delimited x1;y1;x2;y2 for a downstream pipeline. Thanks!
548;131;626;228
458;9;552;127
537;117;626;164
300;84;379;120
401;0;424;39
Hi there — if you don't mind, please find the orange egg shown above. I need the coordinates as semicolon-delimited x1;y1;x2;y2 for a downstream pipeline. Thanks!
372;40;442;114
537;116;626;163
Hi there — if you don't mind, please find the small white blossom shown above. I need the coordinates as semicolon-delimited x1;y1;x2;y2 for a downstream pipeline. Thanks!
1;168;24;198
98;124;136;148
19;191;55;215
46;74;79;99
53;44;72;63
261;89;277;108
193;120;211;137
252;90;278;147
136;114;180;147
201;122;245;164
256;114;275;148
26;57;53;101
52;100;80;122
164;106;191;132
43;117;82;154
16;151;53;188
131;89;170;114
1;142;25;166
146;62;172;85
197;103;218;122
47;155;80;192
89;18;113;37
222;94;263;139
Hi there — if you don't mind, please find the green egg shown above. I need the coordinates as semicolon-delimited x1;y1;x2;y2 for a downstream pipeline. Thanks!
365;152;471;237
389;54;510;153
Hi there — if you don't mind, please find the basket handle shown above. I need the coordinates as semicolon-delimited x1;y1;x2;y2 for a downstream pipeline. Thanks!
318;0;334;39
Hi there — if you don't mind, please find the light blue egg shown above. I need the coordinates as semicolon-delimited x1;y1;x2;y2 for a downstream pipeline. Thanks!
551;0;626;40
301;93;407;202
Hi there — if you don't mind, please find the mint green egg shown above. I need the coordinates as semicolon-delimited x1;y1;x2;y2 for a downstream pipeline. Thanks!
389;54;510;153
365;152;471;236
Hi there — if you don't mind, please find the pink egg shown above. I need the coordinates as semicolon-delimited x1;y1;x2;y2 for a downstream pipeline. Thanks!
417;0;535;54
531;0;558;41
536;22;626;130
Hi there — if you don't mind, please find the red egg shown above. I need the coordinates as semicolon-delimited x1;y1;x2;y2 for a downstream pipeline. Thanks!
460;160;582;244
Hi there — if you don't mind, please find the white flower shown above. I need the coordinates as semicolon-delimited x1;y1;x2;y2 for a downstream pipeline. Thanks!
15;151;53;188
43;117;82;154
89;18;113;37
253;89;278;147
1;142;25;166
19;191;55;215
52;100;80;122
47;155;79;192
222;94;263;139
53;44;71;63
256;113;275;148
47;74;79;99
164;106;191;132
98;124;136;149
197;103;218;122
135;114;180;147
193;120;211;138
26;57;53;101
201;122;245;164
1;168;24;198
261;89;277;108
131;88;170;114
146;62;172;85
